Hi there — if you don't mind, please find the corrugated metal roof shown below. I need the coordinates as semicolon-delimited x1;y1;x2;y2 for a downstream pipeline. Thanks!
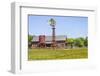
32;35;67;42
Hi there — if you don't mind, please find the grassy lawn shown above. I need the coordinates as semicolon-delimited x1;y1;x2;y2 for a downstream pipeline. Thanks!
28;48;88;60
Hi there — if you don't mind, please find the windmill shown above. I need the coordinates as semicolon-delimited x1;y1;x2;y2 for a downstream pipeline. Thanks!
49;18;56;49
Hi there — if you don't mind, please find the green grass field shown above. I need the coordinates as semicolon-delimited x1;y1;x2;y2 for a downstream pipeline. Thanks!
28;48;88;60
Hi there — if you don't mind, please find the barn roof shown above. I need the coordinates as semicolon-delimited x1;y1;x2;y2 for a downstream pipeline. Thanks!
32;35;67;42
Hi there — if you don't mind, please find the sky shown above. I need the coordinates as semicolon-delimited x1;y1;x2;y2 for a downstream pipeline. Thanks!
28;15;88;38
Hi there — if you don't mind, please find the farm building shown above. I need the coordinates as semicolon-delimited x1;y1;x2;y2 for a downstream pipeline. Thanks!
30;35;67;48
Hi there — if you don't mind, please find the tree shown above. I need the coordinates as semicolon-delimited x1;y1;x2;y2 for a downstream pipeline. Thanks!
28;35;33;48
67;38;74;48
28;35;33;42
74;38;84;47
84;37;88;47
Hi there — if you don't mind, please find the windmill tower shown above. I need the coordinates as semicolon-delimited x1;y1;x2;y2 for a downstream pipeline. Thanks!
49;18;56;49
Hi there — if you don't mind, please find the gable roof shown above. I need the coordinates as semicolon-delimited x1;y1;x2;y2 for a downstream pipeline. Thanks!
32;35;67;42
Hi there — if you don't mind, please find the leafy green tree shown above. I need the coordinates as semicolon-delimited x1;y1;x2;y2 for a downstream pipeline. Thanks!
84;37;88;47
79;37;85;41
66;37;88;48
28;35;33;42
28;35;33;48
67;38;74;48
74;38;84;47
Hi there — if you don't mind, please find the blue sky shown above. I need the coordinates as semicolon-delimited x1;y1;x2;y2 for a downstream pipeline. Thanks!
28;15;88;38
